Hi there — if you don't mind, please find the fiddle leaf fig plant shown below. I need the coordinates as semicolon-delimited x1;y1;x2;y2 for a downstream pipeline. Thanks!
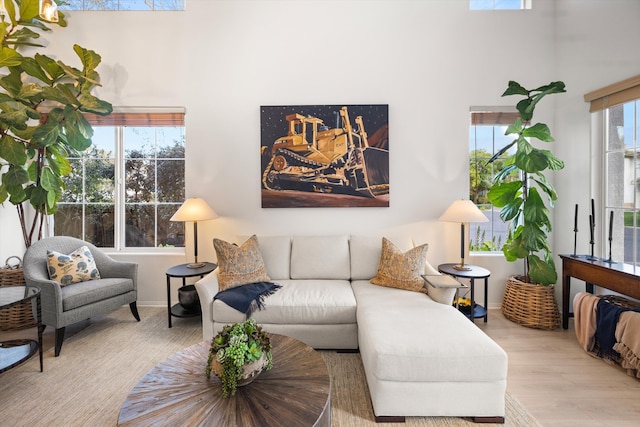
487;81;566;286
0;0;112;247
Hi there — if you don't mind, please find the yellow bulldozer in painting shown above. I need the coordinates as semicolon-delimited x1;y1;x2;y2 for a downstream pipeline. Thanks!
261;106;389;198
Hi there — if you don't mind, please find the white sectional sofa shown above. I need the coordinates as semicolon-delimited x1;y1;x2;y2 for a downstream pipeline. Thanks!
195;235;508;422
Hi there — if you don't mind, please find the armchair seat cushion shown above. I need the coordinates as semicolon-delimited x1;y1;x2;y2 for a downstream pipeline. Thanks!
61;278;135;312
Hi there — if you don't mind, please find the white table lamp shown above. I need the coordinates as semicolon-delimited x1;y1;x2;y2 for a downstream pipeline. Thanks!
439;199;488;271
170;198;219;268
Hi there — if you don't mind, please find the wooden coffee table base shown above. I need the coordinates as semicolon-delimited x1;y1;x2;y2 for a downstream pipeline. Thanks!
118;334;331;426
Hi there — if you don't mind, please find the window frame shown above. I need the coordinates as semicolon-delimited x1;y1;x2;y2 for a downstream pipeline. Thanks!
588;74;640;265
469;108;520;254
54;109;186;252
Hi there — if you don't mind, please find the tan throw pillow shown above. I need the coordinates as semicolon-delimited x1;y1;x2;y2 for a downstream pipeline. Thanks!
214;235;271;290
47;246;101;286
370;237;428;293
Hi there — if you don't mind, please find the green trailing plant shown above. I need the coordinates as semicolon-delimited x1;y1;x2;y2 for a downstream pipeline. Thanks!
0;0;113;247
205;318;273;397
487;81;566;286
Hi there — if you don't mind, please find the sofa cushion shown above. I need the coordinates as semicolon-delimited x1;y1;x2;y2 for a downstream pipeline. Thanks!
290;235;350;280
352;280;508;383
350;235;414;280
255;235;291;280
370;237;428;293
47;245;101;286
213;235;270;290
61;278;134;311
212;279;357;325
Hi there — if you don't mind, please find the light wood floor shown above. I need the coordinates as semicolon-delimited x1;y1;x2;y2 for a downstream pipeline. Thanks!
478;309;640;427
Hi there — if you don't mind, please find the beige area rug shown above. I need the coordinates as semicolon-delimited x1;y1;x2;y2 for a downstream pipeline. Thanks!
0;307;539;426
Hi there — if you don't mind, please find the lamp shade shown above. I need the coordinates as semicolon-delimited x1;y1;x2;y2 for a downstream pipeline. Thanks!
439;199;488;223
170;198;219;222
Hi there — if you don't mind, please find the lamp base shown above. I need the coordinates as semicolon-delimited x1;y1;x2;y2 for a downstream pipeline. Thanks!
187;262;206;269
453;264;472;271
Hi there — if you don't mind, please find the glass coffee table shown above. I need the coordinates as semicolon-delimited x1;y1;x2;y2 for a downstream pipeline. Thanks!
0;286;43;373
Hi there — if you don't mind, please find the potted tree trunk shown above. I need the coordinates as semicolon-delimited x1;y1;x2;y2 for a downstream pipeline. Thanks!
487;80;566;330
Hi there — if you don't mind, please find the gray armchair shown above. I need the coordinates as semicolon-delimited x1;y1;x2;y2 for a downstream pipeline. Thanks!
23;236;140;356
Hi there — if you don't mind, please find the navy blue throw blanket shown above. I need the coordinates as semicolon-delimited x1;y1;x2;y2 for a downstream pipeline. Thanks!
596;298;640;357
214;282;281;317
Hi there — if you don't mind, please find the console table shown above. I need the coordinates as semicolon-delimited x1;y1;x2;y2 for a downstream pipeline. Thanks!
560;254;640;330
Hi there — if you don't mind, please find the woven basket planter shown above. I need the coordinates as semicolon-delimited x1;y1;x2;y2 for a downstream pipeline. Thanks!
501;275;561;330
0;257;36;331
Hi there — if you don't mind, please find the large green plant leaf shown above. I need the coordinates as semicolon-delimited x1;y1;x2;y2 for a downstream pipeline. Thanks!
522;123;553;142
502;81;529;96
523;188;550;228
0;135;27;165
3;164;29;186
487;180;522;208
531;172;558;203
19;0;40;23
20;57;52;83
35;54;65;82
502;227;529;261
0;47;23;68
73;44;102;73
515;142;556;173
528;254;558;286
522;222;549;252
78;92;113;115
32;120;61;147
0;69;24;97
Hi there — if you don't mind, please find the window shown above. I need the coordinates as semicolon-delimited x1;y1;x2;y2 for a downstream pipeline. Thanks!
603;101;640;264
60;0;185;11
586;74;640;264
54;112;186;250
470;0;531;10
469;110;520;252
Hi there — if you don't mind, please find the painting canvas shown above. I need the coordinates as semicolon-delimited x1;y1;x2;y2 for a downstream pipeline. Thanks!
260;104;389;208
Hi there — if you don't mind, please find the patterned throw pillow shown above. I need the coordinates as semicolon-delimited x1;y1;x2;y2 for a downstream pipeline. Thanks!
370;237;429;293
47;246;101;286
213;235;271;291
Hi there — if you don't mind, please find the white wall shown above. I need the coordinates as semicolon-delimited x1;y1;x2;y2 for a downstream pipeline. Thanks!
1;0;638;309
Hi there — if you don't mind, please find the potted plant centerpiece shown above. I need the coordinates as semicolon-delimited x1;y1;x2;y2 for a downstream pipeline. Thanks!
487;80;566;330
205;318;272;397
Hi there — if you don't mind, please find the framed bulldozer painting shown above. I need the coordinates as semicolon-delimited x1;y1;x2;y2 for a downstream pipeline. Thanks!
260;104;389;208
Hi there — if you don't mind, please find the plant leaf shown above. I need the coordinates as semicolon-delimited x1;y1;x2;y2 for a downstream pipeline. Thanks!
522;122;554;142
528;254;558;286
0;47;23;68
0;135;27;165
487;180;522;208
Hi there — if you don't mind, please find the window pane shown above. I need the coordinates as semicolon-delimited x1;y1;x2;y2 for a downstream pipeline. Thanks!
85;158;115;203
159;204;184;247
606;100;640;265
54;205;83;238
125;159;156;203
86;205;115;247
469;121;515;252
62;158;84;202
125;127;155;157
157;127;185;158
126;204;155;247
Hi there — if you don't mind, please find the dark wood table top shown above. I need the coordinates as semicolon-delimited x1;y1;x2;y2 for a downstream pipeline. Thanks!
118;333;331;426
